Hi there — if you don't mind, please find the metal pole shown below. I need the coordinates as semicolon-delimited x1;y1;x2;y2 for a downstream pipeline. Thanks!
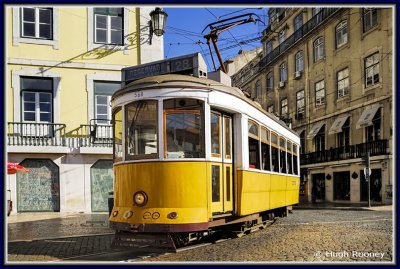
366;152;371;208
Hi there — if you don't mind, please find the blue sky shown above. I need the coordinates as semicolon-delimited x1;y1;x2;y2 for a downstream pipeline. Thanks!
162;7;268;72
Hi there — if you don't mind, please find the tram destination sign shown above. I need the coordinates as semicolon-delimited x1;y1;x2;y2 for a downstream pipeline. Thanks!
123;53;200;83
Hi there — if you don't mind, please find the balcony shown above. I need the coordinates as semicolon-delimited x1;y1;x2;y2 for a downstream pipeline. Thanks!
7;122;67;147
300;140;388;165
7;122;112;152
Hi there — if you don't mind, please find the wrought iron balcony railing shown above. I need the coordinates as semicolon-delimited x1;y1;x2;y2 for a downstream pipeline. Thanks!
78;124;113;147
7;122;67;146
300;139;388;165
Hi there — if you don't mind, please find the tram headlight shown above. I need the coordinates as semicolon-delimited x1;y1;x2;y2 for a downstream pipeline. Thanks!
133;191;148;207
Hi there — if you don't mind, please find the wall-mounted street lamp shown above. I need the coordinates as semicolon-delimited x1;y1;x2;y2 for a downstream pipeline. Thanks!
149;7;168;44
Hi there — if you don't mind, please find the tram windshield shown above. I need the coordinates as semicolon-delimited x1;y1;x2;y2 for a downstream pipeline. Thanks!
164;98;205;159
126;100;158;160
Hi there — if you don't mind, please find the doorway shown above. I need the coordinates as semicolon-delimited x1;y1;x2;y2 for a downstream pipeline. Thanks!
210;111;233;215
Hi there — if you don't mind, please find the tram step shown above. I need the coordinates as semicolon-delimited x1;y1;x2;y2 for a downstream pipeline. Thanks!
112;232;177;253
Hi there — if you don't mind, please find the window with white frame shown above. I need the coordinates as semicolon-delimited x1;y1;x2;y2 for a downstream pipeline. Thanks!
21;7;53;39
337;67;349;98
315;80;325;107
336;20;348;48
313;37;324;62
94;81;120;124
296;90;305;117
279;29;286;44
364;52;380;87
365;108;381;142
363;8;378;33
295;51;304;72
279;62;287;82
267;71;274;90
21;77;53;123
94;8;123;45
294;13;303;41
281;98;288;117
314;125;325;151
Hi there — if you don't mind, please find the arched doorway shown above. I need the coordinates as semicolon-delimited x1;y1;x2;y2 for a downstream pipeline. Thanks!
17;159;60;212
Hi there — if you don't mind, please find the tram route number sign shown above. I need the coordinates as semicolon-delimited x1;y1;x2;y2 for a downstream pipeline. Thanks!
123;56;194;82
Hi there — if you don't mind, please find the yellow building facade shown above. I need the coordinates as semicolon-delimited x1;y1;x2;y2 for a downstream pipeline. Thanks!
6;6;164;213
232;7;393;205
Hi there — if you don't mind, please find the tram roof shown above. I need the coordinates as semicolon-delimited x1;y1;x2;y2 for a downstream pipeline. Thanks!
113;74;298;137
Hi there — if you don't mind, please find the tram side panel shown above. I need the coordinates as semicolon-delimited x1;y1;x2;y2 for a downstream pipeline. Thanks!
285;175;300;205
111;162;209;226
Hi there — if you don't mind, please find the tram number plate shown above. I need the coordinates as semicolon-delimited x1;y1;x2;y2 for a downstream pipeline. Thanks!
133;91;144;98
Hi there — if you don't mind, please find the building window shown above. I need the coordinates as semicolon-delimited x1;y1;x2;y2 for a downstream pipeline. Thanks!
312;8;323;16
365;52;380;87
314;125;325;152
94;81;121;124
337;68;349;98
21;7;53;39
363;8;378;33
94;8;123;45
295;51;304;72
267;105;274;114
296;90;305;118
279;29;286;44
279;62;287;82
335;20;348;48
266;41;273;54
255;80;261;101
294;13;303;41
281;98;288;117
300;131;305;154
267;71;274;90
366;109;381;142
313;37;325;62
337;118;350;148
21;77;53;123
315;80;325;107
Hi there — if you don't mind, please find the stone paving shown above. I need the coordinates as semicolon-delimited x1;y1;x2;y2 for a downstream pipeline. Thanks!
6;208;394;263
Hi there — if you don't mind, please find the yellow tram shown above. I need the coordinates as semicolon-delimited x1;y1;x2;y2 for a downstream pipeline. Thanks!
107;53;300;249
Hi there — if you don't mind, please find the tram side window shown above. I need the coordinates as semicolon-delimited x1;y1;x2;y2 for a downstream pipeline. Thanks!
126;100;158;159
287;141;293;174
293;144;299;175
211;112;221;157
271;133;279;172
164;98;205;159
248;120;260;169
113;107;123;162
280;138;287;173
261;127;271;171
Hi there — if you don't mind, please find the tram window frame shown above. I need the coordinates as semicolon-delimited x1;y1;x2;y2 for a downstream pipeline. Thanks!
279;137;287;174
163;98;205;159
271;132;280;172
293;144;299;175
112;106;123;162
224;116;232;160
248;120;260;169
261;127;271;171
211;112;222;158
287;141;293;175
125;100;158;160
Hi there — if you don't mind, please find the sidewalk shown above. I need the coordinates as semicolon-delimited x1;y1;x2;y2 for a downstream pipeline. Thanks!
294;201;393;211
7;212;113;242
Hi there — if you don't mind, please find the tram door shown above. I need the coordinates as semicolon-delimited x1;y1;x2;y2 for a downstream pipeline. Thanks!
210;112;233;214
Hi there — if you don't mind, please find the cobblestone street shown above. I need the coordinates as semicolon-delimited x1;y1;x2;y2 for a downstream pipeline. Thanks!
6;209;393;263
142;209;393;263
